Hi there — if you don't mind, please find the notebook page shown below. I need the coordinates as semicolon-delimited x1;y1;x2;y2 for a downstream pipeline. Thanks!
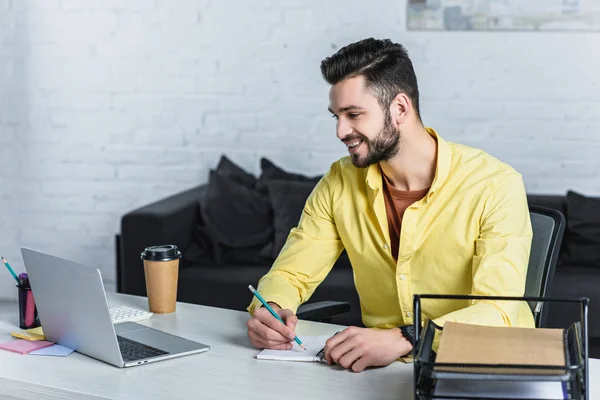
256;336;331;362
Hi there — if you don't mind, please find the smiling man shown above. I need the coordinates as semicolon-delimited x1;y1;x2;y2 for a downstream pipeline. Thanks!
246;38;534;372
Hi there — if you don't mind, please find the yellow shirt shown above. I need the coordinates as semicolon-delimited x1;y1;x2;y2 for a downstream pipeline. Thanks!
248;128;534;330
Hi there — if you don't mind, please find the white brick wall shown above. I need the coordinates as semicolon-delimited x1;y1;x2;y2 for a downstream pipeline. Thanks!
0;0;599;298
1;1;23;301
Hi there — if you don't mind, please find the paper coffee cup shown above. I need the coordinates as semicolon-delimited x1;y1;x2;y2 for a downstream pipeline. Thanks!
141;245;182;314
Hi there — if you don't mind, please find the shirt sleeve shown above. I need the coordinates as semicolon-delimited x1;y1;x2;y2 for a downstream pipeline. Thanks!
432;171;533;328
247;164;344;315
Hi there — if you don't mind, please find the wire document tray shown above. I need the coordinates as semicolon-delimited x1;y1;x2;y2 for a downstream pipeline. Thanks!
412;295;589;400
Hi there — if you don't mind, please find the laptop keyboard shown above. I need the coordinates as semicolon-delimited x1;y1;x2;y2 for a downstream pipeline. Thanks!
117;335;169;362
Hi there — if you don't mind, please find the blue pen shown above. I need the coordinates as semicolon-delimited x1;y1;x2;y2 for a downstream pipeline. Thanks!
248;285;306;350
1;256;20;284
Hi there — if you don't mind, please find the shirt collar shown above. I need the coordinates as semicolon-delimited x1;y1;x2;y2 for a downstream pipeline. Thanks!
365;127;452;200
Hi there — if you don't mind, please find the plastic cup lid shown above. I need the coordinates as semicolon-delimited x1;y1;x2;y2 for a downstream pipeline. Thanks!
140;245;182;261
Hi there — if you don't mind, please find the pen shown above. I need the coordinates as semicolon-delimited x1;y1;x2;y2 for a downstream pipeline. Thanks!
1;257;20;285
248;285;306;351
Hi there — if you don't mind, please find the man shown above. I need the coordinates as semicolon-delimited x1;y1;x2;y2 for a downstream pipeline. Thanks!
246;38;533;372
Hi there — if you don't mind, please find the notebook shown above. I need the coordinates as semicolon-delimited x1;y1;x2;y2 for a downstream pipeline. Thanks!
256;335;331;362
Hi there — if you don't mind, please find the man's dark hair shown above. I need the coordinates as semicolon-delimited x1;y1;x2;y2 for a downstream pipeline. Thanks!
320;38;421;121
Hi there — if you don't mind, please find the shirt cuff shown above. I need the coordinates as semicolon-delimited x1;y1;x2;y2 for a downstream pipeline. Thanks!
247;294;301;316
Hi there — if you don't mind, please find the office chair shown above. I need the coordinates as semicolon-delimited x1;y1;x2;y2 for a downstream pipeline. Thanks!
297;205;566;327
525;205;566;327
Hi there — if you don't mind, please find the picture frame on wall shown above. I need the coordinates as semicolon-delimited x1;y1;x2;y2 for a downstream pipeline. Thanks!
407;0;600;31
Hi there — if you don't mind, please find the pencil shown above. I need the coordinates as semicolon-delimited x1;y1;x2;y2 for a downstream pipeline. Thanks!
248;285;306;351
1;257;20;284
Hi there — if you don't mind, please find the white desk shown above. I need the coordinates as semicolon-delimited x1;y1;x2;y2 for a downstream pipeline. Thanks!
0;293;413;399
0;293;597;400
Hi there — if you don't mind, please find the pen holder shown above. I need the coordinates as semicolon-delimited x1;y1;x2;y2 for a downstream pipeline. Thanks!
17;283;40;329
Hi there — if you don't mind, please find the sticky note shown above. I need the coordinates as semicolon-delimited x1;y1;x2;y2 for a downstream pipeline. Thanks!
0;340;54;355
10;332;44;341
29;344;74;357
10;328;45;341
26;327;44;336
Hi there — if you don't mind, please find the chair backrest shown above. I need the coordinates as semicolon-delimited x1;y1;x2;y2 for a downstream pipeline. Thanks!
525;205;566;327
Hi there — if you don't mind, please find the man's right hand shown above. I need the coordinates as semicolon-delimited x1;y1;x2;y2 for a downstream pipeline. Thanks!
247;303;298;350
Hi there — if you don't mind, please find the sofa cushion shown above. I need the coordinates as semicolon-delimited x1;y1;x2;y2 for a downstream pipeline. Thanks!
547;265;600;338
215;155;257;189
256;158;321;194
178;264;271;311
266;179;317;258
563;191;600;267
200;170;272;248
184;223;272;266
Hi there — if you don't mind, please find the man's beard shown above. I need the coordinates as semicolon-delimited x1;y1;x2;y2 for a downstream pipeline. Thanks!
350;118;400;168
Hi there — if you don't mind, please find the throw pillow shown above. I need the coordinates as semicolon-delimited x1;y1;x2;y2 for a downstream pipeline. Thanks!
256;158;322;193
564;190;600;267
200;170;272;248
266;179;318;258
215;155;257;189
185;224;272;266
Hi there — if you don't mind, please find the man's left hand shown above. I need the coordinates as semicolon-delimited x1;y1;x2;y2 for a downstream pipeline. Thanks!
323;326;412;372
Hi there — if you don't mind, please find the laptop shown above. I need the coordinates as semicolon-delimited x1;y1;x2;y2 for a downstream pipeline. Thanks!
21;247;210;368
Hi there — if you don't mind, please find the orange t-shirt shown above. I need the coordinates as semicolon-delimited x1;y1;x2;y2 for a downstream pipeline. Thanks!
382;172;430;260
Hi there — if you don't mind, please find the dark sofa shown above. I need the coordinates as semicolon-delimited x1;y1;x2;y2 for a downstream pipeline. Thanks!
117;184;600;356
118;183;362;325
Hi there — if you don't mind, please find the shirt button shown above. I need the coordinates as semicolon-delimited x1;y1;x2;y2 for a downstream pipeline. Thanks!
383;244;389;250
399;275;406;280
406;312;413;317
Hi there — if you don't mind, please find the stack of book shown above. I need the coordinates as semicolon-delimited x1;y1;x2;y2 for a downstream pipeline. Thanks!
414;321;586;400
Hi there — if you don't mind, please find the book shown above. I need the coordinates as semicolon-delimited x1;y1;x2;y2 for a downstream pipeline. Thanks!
435;322;566;376
256;335;331;362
